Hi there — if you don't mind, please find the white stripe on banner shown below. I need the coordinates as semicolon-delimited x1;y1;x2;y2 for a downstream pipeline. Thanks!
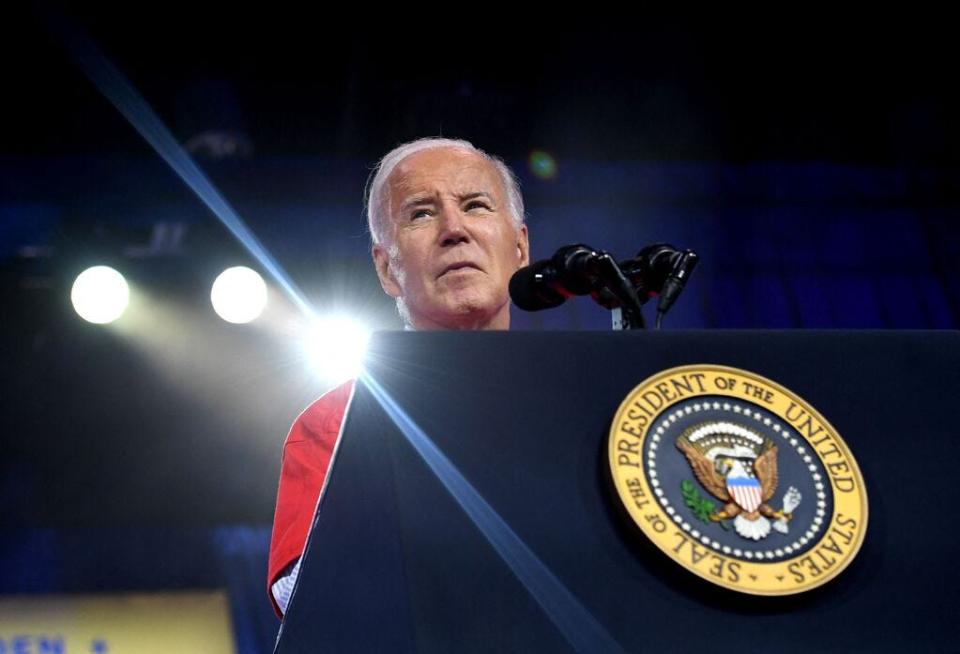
730;483;762;512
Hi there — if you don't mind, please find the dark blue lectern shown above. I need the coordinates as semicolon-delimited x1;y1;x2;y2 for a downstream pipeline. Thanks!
275;331;960;653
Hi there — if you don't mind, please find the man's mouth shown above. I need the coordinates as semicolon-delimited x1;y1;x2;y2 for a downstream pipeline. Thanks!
438;262;482;277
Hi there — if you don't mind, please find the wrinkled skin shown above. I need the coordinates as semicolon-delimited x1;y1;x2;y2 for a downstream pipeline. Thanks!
372;147;530;330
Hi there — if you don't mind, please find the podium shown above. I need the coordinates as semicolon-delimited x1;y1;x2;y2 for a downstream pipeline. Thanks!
275;331;960;653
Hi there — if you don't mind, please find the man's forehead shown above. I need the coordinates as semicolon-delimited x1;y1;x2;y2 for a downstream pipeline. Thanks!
388;147;503;198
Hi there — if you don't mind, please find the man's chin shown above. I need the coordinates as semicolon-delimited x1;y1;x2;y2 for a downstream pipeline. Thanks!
411;293;508;330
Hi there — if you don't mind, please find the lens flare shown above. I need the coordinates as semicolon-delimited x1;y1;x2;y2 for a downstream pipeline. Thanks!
360;372;626;653
304;316;372;381
528;150;558;180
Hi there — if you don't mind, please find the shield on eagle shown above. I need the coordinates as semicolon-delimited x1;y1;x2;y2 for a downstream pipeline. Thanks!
727;475;763;513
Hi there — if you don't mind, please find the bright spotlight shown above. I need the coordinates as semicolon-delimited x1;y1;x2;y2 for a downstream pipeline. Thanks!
305;316;372;381
211;266;267;323
71;266;130;324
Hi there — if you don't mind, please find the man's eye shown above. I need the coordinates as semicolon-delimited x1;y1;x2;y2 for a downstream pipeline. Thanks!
411;209;432;220
465;201;491;212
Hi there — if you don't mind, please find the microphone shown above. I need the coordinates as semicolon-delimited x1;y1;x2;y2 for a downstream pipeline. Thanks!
619;244;699;308
510;243;698;312
508;244;601;311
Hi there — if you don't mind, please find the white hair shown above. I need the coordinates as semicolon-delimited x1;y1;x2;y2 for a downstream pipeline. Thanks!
364;137;525;246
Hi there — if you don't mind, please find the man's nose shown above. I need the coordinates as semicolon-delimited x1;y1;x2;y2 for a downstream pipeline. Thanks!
437;205;470;246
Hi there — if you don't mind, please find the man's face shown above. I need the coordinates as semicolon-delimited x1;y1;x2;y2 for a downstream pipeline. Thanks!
372;147;529;330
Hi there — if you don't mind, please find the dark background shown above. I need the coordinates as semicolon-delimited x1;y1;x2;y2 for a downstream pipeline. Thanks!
2;8;958;652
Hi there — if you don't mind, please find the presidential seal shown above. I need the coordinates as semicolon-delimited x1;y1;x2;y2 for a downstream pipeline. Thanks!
608;365;868;595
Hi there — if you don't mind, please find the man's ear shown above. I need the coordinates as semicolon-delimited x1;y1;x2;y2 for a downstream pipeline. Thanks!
516;224;530;268
372;244;402;298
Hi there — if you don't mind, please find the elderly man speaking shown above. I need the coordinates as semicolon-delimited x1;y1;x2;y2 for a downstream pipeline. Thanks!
266;138;531;617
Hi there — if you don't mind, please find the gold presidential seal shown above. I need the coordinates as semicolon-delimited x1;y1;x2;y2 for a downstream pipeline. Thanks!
608;365;868;595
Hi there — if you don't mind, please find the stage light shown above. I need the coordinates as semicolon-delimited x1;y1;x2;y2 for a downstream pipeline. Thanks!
210;266;267;323
71;266;130;324
304;316;372;381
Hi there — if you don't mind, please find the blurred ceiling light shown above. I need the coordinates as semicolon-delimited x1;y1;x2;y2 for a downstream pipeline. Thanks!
184;130;254;160
71;266;130;324
304;316;372;382
210;266;267;323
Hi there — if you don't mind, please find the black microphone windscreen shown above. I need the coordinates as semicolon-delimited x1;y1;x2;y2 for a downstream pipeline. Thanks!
509;262;566;311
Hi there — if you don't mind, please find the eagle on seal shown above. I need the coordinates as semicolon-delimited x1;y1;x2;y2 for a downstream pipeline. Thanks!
676;422;798;541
